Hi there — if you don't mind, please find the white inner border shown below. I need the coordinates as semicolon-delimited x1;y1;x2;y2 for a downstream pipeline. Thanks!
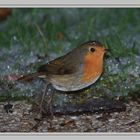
0;0;140;6
0;1;140;138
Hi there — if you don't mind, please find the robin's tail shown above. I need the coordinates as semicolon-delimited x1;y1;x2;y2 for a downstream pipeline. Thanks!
17;72;45;82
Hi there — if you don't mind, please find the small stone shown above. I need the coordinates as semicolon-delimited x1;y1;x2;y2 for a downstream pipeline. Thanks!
108;119;115;122
12;111;18;115
70;116;78;120
114;112;119;115
96;115;102;119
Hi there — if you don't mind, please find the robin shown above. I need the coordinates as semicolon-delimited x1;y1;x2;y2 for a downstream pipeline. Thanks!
18;40;107;116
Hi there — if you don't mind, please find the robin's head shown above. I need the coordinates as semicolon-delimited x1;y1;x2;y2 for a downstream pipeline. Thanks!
80;40;106;57
78;40;106;83
74;40;106;63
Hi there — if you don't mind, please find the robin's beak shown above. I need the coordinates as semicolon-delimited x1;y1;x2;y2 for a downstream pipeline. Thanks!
104;48;109;52
104;48;110;58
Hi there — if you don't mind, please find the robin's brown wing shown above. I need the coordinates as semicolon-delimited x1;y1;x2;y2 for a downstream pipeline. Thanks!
37;54;77;75
18;57;76;82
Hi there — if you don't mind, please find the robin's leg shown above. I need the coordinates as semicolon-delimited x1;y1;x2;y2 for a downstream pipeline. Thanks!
35;83;54;120
39;83;55;118
31;84;54;131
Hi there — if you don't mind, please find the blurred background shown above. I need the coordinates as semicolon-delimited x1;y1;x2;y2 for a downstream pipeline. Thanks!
0;8;140;105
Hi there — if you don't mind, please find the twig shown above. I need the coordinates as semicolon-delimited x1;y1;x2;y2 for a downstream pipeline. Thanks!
35;23;48;50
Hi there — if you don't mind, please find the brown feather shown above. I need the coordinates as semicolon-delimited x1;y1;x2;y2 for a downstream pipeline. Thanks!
17;72;44;82
37;53;77;75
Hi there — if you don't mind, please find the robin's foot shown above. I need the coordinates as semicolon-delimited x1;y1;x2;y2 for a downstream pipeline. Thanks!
30;117;42;131
34;112;43;121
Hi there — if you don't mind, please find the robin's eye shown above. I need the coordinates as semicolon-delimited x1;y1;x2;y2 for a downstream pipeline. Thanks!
89;47;95;53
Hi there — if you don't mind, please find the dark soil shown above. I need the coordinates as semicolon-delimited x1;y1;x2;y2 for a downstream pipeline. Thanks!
0;100;140;132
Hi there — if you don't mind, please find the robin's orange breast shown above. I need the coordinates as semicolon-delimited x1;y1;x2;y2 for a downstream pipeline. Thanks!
81;51;104;83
